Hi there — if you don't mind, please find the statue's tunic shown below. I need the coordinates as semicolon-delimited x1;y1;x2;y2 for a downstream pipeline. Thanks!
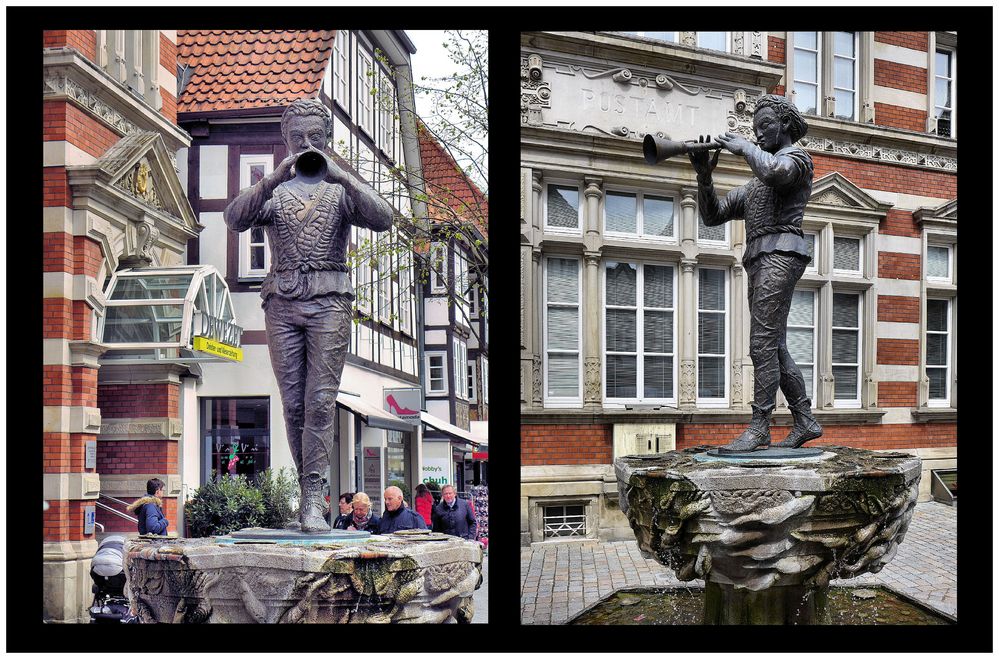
699;145;814;266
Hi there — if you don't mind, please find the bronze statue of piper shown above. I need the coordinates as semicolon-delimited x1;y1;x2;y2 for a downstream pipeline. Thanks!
653;95;823;451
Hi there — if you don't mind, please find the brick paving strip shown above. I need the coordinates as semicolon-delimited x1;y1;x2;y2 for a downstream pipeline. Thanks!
521;501;956;625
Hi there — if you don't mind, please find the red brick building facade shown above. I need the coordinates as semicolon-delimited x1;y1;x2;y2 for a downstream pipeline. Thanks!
520;31;956;546
43;30;196;621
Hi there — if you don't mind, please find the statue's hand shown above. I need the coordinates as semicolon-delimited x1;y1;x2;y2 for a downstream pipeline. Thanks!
266;153;297;188
688;135;721;178
715;131;754;157
322;152;351;187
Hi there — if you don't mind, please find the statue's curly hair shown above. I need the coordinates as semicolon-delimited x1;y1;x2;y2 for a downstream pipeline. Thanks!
280;98;332;144
754;94;808;142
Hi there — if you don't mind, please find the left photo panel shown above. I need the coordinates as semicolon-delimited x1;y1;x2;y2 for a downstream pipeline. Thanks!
41;28;489;624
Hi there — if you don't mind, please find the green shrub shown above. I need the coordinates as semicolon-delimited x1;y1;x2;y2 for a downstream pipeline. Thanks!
184;474;266;538
256;467;299;529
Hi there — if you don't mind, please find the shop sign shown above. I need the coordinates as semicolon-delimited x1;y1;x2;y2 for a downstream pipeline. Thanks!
421;441;451;486
192;311;244;361
472;452;488;461
193;336;243;362
383;387;421;420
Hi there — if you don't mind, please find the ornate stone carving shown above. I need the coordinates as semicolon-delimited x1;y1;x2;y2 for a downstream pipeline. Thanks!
679;359;696;403
584;356;601;404
521;56;552;126
45;74;139;137
119;217;161;267
751;31;763;58
797;135;957;172
732;32;745;56
532;354;542;405
811;189;856;207
616;447;921;595
731;360;743;404
680;32;696;47
124;534;483;624
116;160;165;210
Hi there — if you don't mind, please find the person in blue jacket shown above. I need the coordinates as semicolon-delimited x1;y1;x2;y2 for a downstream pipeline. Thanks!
376;486;426;534
126;478;169;535
432;484;478;541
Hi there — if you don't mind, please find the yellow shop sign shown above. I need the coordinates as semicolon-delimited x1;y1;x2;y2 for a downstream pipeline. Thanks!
193;336;244;362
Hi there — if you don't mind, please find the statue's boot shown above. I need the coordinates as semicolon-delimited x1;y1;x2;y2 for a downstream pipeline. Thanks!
300;472;330;533
721;404;772;451
775;397;823;448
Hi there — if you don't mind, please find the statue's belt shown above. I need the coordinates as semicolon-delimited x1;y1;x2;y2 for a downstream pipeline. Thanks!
274;260;349;273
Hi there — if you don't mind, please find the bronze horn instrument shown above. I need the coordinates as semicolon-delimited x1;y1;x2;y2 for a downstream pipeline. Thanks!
643;134;723;165
292;147;329;184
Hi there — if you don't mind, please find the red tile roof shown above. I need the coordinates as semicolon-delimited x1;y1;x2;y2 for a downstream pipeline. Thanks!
417;121;488;237
177;30;334;113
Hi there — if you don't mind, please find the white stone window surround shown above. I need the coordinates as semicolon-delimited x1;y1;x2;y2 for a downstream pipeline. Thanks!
786;31;873;124
831;290;863;409
467;360;478;403
924;297;952;408
925;243;953;285
425;351;448;395
543;179;583;234
543;254;583;408
237;154;273;279
803;231;819;274
927;33;957;138
529;495;598;544
832;234;864;277
695;265;729;408
601;259;678;407
330;30;351;114
453;339;468;401
601;184;678;242
355;40;376;140
917;204;957;410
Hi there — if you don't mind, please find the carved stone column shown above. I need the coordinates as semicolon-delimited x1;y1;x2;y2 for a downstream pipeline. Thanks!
521;168;535;406
679;258;697;408
583;251;602;409
730;262;746;409
532;249;543;406
680;188;697;251
582;177;604;410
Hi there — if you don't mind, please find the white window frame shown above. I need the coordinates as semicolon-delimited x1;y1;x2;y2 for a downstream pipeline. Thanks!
602;260;677;406
696;31;730;52
925;244;952;285
377;64;395;157
831;31;860;122
398;249;414;336
376;241;393;327
354;227;372;316
453;339;468;401
931;44;956;138
426;352;447;395
603;187;677;242
788;288;819;405
925;297;951;408
430;242;448;295
468;276;479;319
697;205;730;248
467;360;478;403
543;181;583;234
237;154;273;279
543;256;583;407
619;31;678;43
803;231;819;274
356;46;375;139
455;250;470;326
331;30;350;113
831;291;862;409
832;234;863;277
792;31;822;116
481;356;489;405
696;266;729;408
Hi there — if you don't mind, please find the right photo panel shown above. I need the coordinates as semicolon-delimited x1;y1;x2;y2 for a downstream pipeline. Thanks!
520;30;957;627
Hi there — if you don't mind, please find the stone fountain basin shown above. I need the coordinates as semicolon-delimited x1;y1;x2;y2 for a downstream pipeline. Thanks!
124;531;483;623
615;446;921;592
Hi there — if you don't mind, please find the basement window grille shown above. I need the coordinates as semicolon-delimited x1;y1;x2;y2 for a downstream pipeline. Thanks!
543;504;586;538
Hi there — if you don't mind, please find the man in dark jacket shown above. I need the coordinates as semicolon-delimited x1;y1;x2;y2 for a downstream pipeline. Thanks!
432;484;477;540
376;486;426;534
126;478;169;535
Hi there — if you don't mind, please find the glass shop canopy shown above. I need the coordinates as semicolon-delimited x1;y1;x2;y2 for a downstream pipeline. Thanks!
99;265;243;363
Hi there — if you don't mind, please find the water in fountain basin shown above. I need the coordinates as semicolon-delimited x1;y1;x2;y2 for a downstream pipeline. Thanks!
568;586;953;625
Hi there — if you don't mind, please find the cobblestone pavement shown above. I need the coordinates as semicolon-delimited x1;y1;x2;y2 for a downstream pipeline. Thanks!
520;501;956;625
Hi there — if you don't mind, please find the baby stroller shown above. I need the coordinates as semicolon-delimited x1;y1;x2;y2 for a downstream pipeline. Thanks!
89;536;133;623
